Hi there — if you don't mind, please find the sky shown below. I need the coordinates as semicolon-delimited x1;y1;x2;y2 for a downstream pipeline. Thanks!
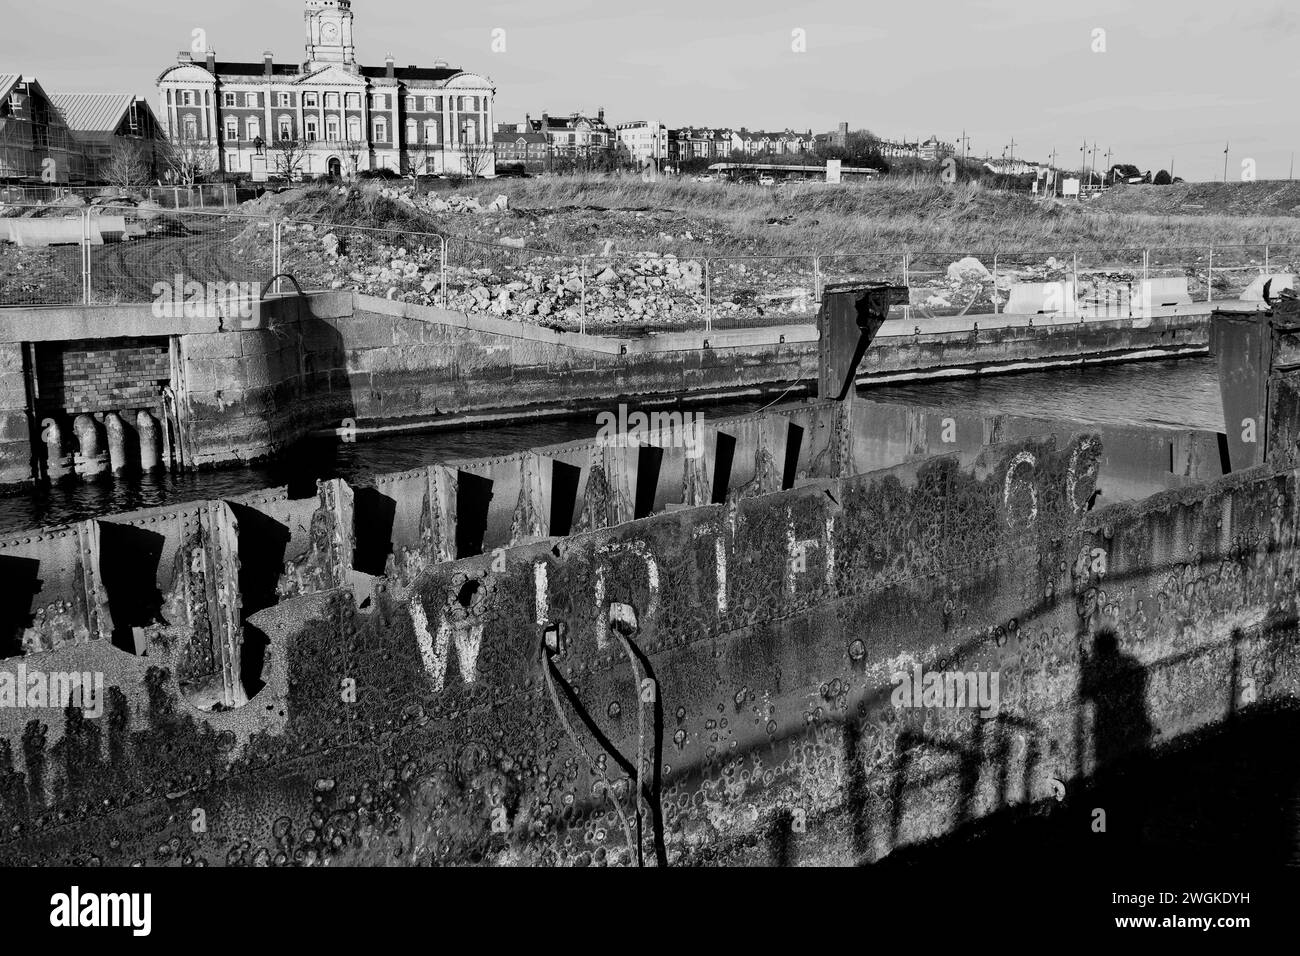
3;0;1299;182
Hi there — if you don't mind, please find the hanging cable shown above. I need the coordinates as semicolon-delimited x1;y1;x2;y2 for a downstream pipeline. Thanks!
541;643;639;864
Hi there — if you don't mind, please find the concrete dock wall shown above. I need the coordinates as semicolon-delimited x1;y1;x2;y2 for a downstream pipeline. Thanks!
0;294;1222;483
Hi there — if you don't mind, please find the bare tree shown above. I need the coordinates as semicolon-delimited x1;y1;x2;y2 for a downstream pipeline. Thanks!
402;141;438;193
461;138;495;179
343;139;368;181
163;139;216;187
271;137;310;182
102;139;151;195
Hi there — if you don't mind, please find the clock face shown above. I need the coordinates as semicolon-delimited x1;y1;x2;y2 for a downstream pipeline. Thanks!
321;21;339;42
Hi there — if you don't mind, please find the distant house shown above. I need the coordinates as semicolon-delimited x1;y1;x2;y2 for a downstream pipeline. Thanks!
528;109;615;159
918;135;953;161
492;126;548;172
50;93;165;183
616;120;668;170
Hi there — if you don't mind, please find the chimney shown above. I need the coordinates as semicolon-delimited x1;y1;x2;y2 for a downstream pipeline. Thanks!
263;51;273;77
205;51;216;73
598;106;605;124
385;54;394;79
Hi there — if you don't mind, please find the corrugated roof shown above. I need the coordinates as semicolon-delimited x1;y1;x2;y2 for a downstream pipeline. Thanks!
50;92;135;133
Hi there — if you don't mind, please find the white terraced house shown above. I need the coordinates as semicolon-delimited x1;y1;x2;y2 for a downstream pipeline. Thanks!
156;0;496;180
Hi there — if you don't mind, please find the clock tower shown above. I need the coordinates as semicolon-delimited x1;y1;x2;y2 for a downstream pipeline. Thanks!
304;0;357;70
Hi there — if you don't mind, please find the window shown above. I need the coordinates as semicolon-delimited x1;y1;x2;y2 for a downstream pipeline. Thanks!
303;92;318;108
324;92;339;109
326;117;339;140
374;118;387;141
346;92;360;109
224;118;239;141
223;92;236;107
346;117;361;141
405;119;417;143
278;92;291;107
424;97;435;112
424;120;438;144
247;117;261;141
461;96;473;111
405;96;416;111
182;91;195;106
278;116;292;140
374;94;387;109
305;118;318;141
183;115;198;140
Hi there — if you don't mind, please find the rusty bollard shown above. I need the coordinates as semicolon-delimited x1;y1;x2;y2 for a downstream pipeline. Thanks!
137;410;162;471
73;414;106;478
40;417;72;482
105;412;129;474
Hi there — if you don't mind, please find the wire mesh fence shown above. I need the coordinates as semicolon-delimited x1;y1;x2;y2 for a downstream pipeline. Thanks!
707;255;818;328
0;203;90;306
906;251;995;319
1073;247;1145;319
85;204;275;308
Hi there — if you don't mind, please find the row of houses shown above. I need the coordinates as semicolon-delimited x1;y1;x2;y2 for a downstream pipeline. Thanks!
0;73;165;185
493;111;961;174
493;113;831;173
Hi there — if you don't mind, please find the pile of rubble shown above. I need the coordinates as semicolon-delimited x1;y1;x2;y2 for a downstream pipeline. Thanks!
274;221;823;326
375;186;510;216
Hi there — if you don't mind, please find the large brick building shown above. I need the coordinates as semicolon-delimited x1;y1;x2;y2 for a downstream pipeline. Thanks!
156;0;496;180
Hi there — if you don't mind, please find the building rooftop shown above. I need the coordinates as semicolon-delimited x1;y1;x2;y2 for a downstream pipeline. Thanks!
49;93;143;133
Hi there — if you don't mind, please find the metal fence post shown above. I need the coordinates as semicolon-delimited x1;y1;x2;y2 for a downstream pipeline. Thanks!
82;208;91;305
1143;248;1149;284
1208;246;1214;303
704;258;713;333
440;236;448;310
813;254;821;304
992;253;999;315
1265;243;1271;275
1072;252;1079;318
902;250;911;322
579;255;588;335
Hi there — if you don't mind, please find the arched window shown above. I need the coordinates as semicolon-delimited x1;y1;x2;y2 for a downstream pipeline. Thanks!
182;115;198;140
423;120;437;144
347;117;361;141
278;115;292;140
